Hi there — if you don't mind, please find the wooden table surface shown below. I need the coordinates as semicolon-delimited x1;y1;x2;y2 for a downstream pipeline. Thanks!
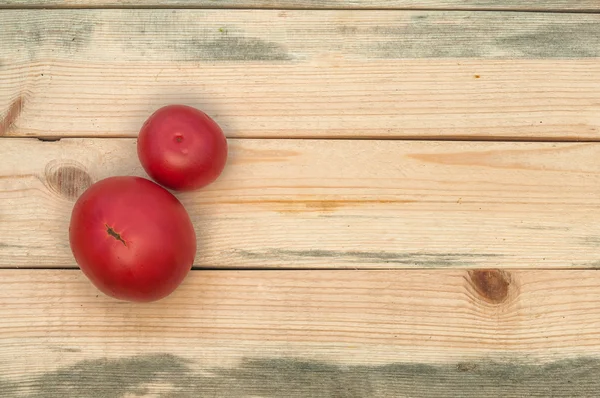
2;1;600;397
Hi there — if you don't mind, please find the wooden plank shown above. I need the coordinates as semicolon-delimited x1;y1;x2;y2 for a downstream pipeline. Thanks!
1;10;600;140
2;268;600;396
2;138;600;269
1;0;599;12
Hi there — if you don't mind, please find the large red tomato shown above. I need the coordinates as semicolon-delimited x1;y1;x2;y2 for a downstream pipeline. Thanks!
69;176;197;302
137;104;228;191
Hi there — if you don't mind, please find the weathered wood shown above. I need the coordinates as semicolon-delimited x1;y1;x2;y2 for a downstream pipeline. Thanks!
1;0;599;12
2;138;600;269
2;269;600;397
2;10;600;140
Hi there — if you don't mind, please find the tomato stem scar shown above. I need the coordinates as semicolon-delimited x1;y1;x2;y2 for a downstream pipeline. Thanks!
106;224;127;246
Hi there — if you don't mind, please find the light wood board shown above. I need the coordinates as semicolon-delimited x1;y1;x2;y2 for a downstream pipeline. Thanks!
2;10;600;140
2;3;599;397
1;0;599;12
2;268;600;397
2;138;600;269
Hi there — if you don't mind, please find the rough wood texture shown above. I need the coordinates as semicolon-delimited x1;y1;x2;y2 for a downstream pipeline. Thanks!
1;0;599;11
2;269;600;397
2;138;600;269
2;10;600;140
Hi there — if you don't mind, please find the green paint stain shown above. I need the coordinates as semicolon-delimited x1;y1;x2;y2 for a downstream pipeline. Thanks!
1;354;599;397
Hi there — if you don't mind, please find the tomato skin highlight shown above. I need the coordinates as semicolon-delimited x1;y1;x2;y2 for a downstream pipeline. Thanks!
69;176;197;302
137;104;228;191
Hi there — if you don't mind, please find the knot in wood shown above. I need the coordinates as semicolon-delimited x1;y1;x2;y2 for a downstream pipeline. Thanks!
468;269;511;304
45;161;92;200
0;96;23;136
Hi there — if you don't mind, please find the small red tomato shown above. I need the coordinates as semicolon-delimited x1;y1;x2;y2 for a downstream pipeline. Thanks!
137;104;228;191
69;176;197;302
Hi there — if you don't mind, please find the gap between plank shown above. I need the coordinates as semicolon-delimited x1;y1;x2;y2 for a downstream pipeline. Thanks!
3;136;597;144
0;5;599;14
5;266;600;271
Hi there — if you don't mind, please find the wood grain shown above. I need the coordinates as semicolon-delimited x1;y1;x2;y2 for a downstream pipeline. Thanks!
1;10;600;140
2;138;600;269
2;269;600;397
1;0;599;12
